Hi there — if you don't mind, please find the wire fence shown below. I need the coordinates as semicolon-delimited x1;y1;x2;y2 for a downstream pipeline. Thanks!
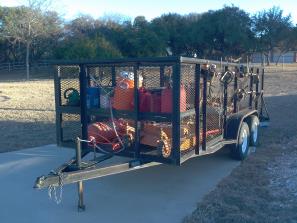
0;61;50;72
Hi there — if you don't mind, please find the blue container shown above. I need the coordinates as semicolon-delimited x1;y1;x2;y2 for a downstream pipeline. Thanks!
87;87;100;108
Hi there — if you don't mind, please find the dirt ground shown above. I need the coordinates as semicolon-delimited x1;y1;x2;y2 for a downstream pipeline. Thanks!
1;68;297;222
185;71;297;223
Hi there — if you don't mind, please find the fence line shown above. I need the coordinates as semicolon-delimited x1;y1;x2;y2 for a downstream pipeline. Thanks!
0;61;50;72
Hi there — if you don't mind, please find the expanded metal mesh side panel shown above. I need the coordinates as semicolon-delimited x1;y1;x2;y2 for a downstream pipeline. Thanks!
59;66;80;106
86;65;136;154
61;113;81;142
181;64;195;110
87;66;113;87
180;115;196;155
137;65;173;160
205;74;223;142
140;66;160;88
179;64;196;156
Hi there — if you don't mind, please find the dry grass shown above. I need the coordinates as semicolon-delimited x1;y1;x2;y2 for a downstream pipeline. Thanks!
0;79;56;152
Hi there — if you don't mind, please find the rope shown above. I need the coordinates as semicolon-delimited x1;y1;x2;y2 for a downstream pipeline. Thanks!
89;75;127;153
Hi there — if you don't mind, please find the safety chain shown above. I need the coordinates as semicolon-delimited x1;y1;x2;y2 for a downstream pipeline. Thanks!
48;171;64;204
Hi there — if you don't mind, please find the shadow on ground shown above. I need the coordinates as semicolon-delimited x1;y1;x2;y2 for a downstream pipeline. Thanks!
0;121;56;152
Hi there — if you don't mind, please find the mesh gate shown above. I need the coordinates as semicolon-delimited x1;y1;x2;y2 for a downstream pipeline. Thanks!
180;64;196;156
61;113;81;142
59;66;80;106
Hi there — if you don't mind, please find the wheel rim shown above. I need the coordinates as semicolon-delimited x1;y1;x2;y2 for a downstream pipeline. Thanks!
253;124;258;143
241;129;248;153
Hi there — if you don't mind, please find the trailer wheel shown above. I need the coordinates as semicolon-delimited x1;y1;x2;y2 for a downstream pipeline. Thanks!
247;115;259;146
231;122;250;160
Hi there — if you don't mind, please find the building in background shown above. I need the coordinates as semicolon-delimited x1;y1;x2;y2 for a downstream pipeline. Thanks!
251;49;297;64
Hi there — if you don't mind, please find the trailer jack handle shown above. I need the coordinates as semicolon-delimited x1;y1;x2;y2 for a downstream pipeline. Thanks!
76;138;85;211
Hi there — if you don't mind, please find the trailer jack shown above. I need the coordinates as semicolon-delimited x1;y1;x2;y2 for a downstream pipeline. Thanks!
34;138;160;211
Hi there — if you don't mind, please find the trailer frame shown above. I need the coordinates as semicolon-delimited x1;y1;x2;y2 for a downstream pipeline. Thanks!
34;56;269;210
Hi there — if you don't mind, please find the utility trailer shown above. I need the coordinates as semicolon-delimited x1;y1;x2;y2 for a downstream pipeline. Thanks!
34;56;269;210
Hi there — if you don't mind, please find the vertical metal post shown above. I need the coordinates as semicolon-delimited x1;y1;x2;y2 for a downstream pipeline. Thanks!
54;65;62;146
195;64;201;154
79;64;88;150
260;68;265;117
133;65;140;158
78;181;85;211
76;138;85;211
76;138;82;167
160;65;165;87
86;67;91;86
249;67;254;108
282;55;284;72
223;66;228;136
255;68;260;110
111;66;116;87
233;67;238;113
172;62;181;164
202;68;207;151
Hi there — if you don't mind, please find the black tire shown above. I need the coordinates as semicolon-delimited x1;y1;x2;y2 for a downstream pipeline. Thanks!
230;122;250;160
247;115;260;146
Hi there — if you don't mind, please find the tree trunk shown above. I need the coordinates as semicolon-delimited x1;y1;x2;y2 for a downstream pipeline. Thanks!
265;53;270;66
275;54;282;65
26;41;30;80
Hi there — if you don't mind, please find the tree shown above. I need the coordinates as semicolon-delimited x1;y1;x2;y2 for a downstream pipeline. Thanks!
252;6;294;65
119;16;166;57
151;13;188;55
0;0;57;80
191;6;254;59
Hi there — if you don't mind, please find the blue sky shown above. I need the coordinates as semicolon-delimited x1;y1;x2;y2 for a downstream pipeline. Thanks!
1;0;297;23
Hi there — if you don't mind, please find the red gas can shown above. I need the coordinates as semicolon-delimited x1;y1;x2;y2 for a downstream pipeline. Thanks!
161;85;186;113
151;92;161;113
139;87;152;112
139;88;162;113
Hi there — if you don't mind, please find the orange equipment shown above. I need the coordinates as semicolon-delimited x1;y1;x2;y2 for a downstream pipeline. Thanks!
161;85;187;113
88;119;134;151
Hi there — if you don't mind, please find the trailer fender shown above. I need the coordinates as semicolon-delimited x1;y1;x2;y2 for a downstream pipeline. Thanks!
225;109;258;141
